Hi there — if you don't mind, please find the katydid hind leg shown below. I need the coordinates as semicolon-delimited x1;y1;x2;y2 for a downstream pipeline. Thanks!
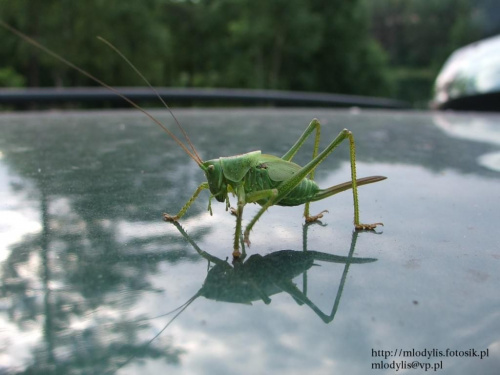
244;125;384;244
344;131;385;231
302;126;329;223
281;118;321;162
280;119;325;221
291;128;385;230
308;175;387;225
243;122;345;244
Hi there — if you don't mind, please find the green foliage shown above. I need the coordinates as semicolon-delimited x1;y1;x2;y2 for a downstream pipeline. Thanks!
0;0;171;87
0;67;25;87
366;0;484;105
0;0;394;98
221;0;323;90
392;67;436;108
303;0;394;96
370;0;481;68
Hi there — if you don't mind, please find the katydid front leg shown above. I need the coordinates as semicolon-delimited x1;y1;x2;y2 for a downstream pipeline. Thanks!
163;182;210;221
162;181;245;258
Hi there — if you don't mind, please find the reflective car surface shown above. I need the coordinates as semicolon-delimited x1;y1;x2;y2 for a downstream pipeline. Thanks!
1;108;499;374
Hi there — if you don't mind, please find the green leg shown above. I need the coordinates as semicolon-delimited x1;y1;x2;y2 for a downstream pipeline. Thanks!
301;121;324;222
280;119;327;221
345;132;384;230
242;188;279;246
163;182;209;221
285;127;382;230
281;118;321;162
232;185;247;258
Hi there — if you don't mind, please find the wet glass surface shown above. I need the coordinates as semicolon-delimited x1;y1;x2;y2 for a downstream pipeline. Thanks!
1;108;499;374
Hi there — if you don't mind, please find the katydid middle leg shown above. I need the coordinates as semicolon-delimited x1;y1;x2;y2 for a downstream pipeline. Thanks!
232;186;246;258
233;187;278;256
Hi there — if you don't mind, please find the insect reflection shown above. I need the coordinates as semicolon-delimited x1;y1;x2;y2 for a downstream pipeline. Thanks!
172;221;377;323
115;223;377;371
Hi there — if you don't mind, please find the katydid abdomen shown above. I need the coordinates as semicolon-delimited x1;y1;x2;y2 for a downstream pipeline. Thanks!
241;152;382;207
242;155;321;207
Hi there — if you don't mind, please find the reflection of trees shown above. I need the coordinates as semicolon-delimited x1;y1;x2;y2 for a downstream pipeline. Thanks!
2;109;500;372
0;114;206;373
3;194;187;374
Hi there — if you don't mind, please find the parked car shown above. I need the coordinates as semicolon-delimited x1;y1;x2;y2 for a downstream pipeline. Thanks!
433;34;500;111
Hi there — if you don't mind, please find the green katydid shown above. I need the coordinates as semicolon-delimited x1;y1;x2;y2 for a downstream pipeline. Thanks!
162;124;386;259
1;21;386;258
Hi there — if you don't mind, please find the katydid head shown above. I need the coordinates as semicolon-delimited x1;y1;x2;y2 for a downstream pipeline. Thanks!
202;159;227;202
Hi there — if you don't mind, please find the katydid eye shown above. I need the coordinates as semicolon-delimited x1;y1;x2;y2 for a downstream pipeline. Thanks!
208;165;215;172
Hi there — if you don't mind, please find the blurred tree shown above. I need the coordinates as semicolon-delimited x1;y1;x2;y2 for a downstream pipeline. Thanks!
369;0;481;68
0;67;26;87
0;0;393;97
366;0;483;106
0;0;171;87
215;0;323;90
160;0;392;95
304;0;393;96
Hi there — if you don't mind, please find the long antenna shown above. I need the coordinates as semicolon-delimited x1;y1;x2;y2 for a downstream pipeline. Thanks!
0;21;204;168
97;37;203;165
